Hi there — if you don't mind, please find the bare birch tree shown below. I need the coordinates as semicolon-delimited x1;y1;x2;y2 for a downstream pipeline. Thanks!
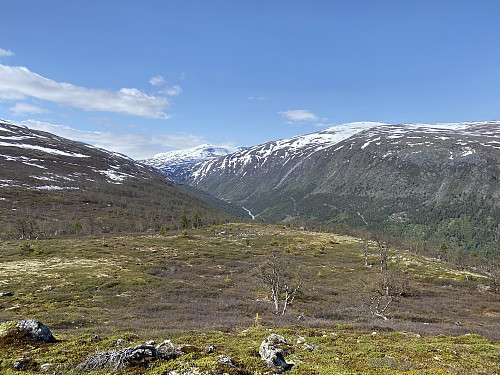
253;253;302;316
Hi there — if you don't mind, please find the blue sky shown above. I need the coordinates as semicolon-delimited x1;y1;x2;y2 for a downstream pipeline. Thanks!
1;0;500;159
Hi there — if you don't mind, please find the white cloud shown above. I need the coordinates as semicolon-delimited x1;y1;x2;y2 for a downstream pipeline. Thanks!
279;109;319;122
162;85;183;96
248;96;266;101
0;64;171;119
0;48;14;57
10;102;48;116
19;119;208;160
149;75;165;86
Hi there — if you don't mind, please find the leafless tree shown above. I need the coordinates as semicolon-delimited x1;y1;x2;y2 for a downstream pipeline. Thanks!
372;233;390;273
253;253;302;316
362;239;370;266
366;267;409;320
15;218;39;240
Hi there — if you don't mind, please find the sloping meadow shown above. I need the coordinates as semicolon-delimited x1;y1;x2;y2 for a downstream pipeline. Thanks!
0;223;498;373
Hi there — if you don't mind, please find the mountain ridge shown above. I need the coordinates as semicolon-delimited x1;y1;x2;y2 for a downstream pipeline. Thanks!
148;121;500;255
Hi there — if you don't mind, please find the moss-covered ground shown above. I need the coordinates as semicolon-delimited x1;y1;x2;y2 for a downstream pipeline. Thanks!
0;223;498;373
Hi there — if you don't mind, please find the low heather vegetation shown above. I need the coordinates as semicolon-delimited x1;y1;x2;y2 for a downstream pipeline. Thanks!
0;223;498;373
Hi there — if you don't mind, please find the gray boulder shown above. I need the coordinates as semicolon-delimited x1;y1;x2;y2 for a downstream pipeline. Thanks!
16;319;56;343
259;334;293;373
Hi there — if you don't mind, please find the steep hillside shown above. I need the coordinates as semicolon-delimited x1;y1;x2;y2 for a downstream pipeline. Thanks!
176;122;500;255
0;120;233;238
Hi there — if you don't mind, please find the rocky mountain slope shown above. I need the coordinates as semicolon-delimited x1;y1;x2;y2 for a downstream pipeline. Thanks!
164;121;500;255
0;120;233;238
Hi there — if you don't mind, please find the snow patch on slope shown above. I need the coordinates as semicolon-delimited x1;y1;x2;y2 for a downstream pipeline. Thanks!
0;141;90;157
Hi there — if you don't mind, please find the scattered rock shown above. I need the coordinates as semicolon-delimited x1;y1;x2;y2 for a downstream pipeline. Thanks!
0;291;13;297
302;342;320;351
13;357;38;371
477;284;491;292
40;363;55;373
167;368;202;375
145;340;156;346
259;334;293;373
16;319;56;343
91;335;101;342
215;355;249;375
217;355;235;366
114;338;126;347
204;344;217;353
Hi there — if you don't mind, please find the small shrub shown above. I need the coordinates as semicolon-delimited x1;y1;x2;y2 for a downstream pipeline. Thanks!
159;225;170;236
18;240;33;254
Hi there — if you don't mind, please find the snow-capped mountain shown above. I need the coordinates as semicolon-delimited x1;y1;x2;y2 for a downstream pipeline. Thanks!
0;119;235;238
187;122;389;183
172;121;500;254
142;144;245;177
0;119;159;190
186;121;500;185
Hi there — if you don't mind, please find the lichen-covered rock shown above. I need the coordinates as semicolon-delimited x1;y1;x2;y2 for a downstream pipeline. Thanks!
15;319;56;343
156;339;186;360
259;334;293;373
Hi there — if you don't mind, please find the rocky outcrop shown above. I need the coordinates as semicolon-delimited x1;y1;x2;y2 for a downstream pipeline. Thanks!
15;319;56;343
78;340;186;371
259;334;293;373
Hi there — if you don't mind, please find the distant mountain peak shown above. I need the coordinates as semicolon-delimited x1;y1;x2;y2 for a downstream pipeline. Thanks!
143;143;245;176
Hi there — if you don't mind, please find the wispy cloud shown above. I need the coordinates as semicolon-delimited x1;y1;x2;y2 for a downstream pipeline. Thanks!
150;75;182;96
20;119;208;159
10;102;48;116
0;48;14;57
149;75;165;86
248;96;266;101
162;85;183;96
279;109;319;123
0;64;171;119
